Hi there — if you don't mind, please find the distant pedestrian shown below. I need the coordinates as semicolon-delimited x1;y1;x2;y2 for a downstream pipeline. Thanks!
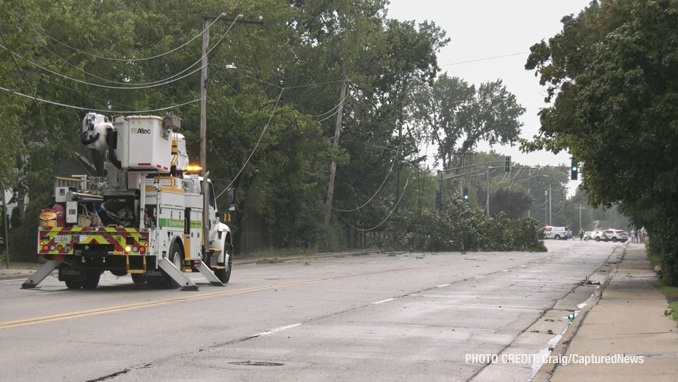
579;228;584;241
630;229;636;243
640;226;647;242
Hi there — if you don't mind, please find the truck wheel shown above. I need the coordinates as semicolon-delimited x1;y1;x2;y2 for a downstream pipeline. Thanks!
554;235;561;240
612;237;618;242
65;280;82;289
595;237;601;242
110;269;127;277
215;247;232;284
131;274;144;283
162;241;183;289
82;271;101;289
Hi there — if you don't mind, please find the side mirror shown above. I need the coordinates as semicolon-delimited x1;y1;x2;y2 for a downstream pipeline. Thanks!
228;188;236;211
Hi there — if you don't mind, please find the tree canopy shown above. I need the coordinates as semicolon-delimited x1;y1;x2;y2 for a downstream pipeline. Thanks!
523;0;678;284
0;0;544;260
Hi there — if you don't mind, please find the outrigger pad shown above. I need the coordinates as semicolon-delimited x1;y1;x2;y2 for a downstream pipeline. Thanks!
21;260;62;289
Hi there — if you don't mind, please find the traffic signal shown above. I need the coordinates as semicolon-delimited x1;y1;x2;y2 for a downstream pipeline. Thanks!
571;158;579;180
463;188;469;201
505;156;511;172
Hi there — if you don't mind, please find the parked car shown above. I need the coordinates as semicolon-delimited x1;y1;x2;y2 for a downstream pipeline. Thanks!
583;231;594;241
592;229;605;241
595;229;628;242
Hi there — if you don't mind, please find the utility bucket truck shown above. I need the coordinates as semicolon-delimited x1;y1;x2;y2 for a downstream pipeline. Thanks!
22;113;233;291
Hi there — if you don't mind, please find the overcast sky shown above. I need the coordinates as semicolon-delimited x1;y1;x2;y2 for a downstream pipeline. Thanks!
385;0;592;189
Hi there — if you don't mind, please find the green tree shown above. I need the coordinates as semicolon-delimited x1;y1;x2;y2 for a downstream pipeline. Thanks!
488;188;533;219
523;0;678;284
411;74;525;169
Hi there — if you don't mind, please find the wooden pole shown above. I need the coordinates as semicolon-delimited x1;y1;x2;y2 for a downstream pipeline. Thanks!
325;73;349;228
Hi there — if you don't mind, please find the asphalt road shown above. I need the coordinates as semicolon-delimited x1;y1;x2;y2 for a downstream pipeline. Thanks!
0;240;624;382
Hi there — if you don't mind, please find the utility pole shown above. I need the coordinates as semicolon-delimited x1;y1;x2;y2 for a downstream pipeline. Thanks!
199;14;262;257
486;168;490;216
200;16;210;174
199;14;263;175
544;190;549;226
325;73;349;228
549;183;552;226
2;189;9;269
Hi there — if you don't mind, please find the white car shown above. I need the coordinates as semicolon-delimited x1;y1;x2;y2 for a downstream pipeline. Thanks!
595;229;628;242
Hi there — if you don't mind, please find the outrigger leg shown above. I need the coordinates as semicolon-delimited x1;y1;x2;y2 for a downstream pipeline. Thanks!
158;257;199;291
21;260;62;289
197;260;224;287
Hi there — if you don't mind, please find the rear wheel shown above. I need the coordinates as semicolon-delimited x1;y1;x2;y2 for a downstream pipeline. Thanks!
65;280;82;289
612;237;618;242
82;271;101;289
131;274;144;283
554;235;561;240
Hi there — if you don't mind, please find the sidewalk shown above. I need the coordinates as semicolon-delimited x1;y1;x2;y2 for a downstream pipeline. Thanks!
0;267;35;280
534;244;678;382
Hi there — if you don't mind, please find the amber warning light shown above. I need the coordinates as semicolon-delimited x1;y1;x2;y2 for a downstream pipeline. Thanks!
184;164;202;174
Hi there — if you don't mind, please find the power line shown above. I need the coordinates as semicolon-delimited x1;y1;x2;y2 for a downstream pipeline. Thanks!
216;88;285;200
0;85;200;113
334;170;413;232
0;29;80;160
313;84;352;119
18;68;138;111
0;43;202;90
334;139;403;213
440;52;529;68
27;13;230;62
0;16;241;89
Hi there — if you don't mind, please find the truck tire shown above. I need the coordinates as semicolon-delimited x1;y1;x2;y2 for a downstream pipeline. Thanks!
595;237;601;242
82;271;101;289
163;241;183;289
65;280;82;289
147;242;183;290
612;237;618;242
215;246;232;284
554;235;561;240
131;274;144;283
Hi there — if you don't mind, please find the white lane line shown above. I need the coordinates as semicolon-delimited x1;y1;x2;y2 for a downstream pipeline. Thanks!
437;284;450;288
372;298;394;305
252;323;301;337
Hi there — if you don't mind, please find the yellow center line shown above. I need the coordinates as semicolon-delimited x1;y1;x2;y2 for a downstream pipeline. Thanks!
1;253;499;330
0;278;326;330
